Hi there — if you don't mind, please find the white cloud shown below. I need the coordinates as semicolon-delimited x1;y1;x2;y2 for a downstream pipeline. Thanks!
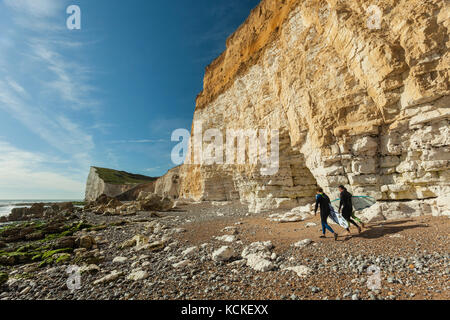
110;139;167;144
0;140;85;199
0;1;99;198
4;0;63;18
0;79;94;159
6;78;28;97
28;40;99;110
145;167;162;172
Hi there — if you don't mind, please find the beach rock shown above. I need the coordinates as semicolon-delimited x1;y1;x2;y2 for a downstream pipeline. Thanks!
136;240;165;252
245;254;275;272
74;249;104;265
137;194;174;212
53;236;77;249
127;269;148;281
212;246;235;262
93;270;123;285
172;260;191;268
242;241;275;272
269;211;309;223
112;256;128;264
293;239;313;249
76;235;95;250
8;208;29;221
215;235;237;243
120;235;148;249
181;246;199;258
285;266;312;278
242;241;273;260
28;203;45;217
80;264;100;274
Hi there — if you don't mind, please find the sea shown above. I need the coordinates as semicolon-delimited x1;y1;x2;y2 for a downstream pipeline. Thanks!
0;200;82;218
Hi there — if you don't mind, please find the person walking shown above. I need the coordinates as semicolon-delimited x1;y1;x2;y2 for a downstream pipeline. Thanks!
338;185;362;236
315;188;339;241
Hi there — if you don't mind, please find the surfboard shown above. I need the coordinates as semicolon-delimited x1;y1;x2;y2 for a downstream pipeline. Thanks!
328;204;349;229
331;196;377;211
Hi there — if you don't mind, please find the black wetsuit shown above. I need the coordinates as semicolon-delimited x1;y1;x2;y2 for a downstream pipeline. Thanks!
315;193;335;234
339;190;359;228
315;193;331;220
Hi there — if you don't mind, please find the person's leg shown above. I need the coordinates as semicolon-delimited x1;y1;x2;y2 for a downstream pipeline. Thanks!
347;217;362;233
348;218;359;228
323;222;335;234
342;212;353;235
323;221;338;240
351;212;362;223
351;212;366;228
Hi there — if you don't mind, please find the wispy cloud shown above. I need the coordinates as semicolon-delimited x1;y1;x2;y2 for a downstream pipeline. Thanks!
28;39;99;110
0;140;85;199
144;167;162;174
0;79;94;164
4;0;63;18
110;139;167;144
0;0;98;198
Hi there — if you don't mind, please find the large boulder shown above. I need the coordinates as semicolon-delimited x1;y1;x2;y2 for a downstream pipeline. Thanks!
44;202;75;218
137;194;174;212
241;241;276;272
6;203;46;221
8;207;28;221
212;246;235;262
53;236;77;249
84;194;123;215
28;203;45;217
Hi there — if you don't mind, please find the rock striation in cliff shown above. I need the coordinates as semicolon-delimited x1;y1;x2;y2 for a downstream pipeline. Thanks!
177;0;449;216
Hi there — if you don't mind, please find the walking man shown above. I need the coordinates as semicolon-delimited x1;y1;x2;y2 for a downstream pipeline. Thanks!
338;185;362;236
315;188;339;241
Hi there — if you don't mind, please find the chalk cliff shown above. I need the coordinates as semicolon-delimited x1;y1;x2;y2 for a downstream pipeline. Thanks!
177;0;449;215
85;167;157;202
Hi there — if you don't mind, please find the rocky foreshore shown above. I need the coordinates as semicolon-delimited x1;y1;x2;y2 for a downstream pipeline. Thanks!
0;200;448;300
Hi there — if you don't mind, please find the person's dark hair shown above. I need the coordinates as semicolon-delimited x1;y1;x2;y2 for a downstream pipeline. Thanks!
318;188;324;193
338;185;346;190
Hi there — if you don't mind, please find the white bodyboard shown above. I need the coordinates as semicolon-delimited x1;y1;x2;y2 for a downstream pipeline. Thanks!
329;204;349;229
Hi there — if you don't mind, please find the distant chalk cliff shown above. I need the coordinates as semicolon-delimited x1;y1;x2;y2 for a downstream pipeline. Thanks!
84;167;157;202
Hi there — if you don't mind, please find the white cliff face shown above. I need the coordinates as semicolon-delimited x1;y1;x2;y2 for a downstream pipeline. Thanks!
178;0;449;215
154;167;181;199
85;167;105;202
84;168;142;202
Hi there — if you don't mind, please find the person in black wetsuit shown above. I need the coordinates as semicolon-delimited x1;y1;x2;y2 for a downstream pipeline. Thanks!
338;185;362;236
314;188;339;241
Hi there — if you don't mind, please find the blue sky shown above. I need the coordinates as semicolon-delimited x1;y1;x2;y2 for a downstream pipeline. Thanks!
0;0;259;199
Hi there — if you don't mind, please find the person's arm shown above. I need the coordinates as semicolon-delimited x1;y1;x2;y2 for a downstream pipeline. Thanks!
314;195;319;215
339;193;343;212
